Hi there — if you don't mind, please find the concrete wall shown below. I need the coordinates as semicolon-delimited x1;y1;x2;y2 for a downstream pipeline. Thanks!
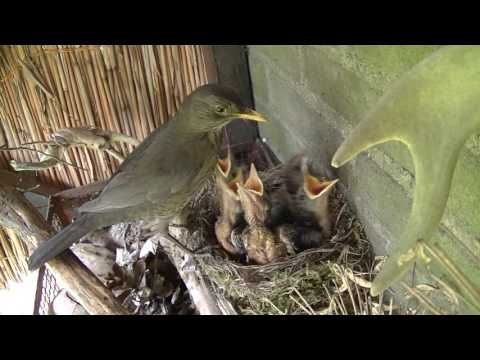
247;45;480;302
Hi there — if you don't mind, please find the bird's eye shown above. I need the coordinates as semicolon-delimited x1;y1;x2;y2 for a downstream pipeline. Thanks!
216;105;226;114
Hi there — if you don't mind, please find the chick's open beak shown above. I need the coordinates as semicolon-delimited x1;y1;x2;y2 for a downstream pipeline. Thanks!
304;178;339;199
231;108;268;123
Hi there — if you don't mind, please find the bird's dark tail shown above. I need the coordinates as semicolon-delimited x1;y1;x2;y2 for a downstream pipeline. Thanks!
28;214;98;271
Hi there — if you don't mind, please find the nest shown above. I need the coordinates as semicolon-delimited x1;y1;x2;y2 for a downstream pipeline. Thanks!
68;220;197;315
180;164;403;315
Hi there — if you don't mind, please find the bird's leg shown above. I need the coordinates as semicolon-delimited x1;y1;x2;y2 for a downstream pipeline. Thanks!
168;223;188;229
148;218;215;257
161;233;214;257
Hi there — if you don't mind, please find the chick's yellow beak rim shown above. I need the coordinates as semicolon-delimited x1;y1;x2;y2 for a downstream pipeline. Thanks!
231;108;268;123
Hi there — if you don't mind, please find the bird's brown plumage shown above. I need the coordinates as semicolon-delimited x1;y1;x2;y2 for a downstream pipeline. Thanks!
238;164;289;265
29;84;267;270
299;158;338;238
214;151;246;256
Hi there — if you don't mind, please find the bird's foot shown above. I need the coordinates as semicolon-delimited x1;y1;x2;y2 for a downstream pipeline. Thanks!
192;244;221;255
164;234;217;258
169;223;187;229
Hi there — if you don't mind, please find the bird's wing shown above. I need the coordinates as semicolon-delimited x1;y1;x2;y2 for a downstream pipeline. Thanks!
79;125;209;214
117;122;172;173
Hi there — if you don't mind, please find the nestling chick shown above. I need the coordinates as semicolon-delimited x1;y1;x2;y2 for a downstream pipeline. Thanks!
275;223;323;253
237;164;290;265
281;153;306;195
298;157;338;238
271;154;337;252
266;153;306;228
214;151;246;256
216;149;232;179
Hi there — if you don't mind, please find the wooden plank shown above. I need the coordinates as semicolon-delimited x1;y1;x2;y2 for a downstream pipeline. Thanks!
210;46;259;154
0;182;128;315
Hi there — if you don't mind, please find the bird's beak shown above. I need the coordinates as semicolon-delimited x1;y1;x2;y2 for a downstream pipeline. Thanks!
228;170;244;194
236;182;254;204
231;108;268;123
217;150;232;178
304;177;339;200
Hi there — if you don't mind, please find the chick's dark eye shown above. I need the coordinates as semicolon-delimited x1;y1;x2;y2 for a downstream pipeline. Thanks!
216;105;226;114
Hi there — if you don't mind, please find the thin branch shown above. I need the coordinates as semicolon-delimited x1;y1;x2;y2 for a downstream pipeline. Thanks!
19;140;56;146
98;131;141;146
3;128;141;173
103;148;125;162
2;146;87;171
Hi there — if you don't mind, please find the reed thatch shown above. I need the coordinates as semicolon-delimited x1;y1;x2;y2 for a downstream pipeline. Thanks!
0;45;214;287
0;228;29;286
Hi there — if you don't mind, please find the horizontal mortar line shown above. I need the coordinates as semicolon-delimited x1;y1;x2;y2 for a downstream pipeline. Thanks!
359;206;396;252
251;51;417;195
260;100;478;260
253;50;480;226
437;221;480;260
251;46;389;100
363;148;415;195
317;48;480;159
255;98;312;151
251;50;480;246
308;45;398;92
258;134;398;251
250;51;355;135
257;99;402;249
250;47;480;161
256;97;348;160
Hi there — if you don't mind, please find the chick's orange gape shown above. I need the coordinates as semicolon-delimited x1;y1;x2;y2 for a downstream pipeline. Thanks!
213;155;338;265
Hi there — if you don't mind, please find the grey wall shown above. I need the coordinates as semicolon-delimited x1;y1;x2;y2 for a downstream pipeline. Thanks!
247;45;480;306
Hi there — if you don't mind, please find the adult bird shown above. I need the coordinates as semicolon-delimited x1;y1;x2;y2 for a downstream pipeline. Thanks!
29;84;267;271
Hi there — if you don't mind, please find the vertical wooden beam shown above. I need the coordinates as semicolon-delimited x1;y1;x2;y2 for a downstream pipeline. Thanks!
200;46;218;84
211;45;254;108
33;265;46;315
210;45;258;154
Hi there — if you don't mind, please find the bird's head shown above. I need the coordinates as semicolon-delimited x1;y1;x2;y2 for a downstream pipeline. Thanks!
237;164;271;224
216;149;232;178
300;158;338;200
178;84;268;133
